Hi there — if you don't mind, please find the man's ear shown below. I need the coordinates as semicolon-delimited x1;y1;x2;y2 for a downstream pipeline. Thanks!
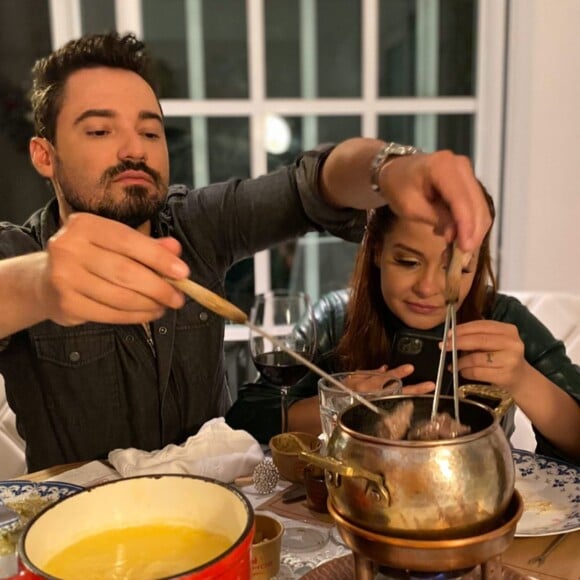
29;137;55;179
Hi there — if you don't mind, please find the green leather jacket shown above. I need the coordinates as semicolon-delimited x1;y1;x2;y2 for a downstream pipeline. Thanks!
226;290;580;465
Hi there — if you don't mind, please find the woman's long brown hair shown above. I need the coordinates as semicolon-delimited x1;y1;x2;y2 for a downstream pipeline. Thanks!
335;187;497;371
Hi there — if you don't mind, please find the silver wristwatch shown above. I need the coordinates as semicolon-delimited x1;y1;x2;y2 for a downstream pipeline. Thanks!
371;142;420;192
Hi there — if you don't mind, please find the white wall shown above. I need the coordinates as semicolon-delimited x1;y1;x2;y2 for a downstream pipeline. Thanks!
500;0;580;293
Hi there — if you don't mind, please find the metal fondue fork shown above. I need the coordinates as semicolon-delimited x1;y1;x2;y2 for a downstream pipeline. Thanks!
431;243;465;422
164;277;390;418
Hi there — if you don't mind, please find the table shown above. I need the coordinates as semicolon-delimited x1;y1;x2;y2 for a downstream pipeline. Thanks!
18;463;580;580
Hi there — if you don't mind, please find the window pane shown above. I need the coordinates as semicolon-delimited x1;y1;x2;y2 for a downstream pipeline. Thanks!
379;0;476;97
266;115;360;172
317;0;361;97
379;114;473;157
207;117;250;181
80;0;115;34
265;0;300;98
266;115;361;299
142;0;189;98
0;0;52;223
165;116;250;186
266;0;361;98
143;0;248;99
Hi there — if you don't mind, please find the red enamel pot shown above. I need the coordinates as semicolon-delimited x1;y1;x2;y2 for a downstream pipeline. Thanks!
11;475;254;579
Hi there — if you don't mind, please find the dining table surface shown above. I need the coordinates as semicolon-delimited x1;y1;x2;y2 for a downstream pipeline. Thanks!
15;460;580;580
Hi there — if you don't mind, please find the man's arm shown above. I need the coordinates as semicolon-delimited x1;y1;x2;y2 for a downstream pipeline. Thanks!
0;213;190;339
320;138;491;253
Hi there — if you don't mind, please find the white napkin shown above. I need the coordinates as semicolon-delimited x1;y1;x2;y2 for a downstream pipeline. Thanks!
108;418;264;483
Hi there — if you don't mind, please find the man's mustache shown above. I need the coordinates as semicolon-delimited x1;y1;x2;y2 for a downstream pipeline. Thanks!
101;160;162;187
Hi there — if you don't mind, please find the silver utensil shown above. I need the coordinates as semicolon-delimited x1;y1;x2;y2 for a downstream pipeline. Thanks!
431;243;465;422
527;533;568;566
0;504;18;528
165;277;389;418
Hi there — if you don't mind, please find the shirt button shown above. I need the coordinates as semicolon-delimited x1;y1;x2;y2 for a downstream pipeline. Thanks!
69;351;81;362
199;312;208;322
125;335;135;343
158;326;168;335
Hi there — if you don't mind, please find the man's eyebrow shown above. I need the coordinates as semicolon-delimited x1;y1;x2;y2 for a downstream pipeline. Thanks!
139;111;164;124
73;109;164;125
73;109;115;125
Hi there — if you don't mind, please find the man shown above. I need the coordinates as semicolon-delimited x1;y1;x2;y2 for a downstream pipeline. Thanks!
0;32;490;470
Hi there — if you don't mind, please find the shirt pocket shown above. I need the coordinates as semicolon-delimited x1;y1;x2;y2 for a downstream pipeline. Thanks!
33;329;116;368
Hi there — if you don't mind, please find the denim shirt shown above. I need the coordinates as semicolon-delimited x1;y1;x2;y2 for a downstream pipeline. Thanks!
0;147;367;470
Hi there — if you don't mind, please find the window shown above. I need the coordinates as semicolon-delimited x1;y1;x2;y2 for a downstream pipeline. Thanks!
3;0;506;342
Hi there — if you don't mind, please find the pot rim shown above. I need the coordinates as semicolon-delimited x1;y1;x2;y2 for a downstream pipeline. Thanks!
337;393;502;447
18;474;254;579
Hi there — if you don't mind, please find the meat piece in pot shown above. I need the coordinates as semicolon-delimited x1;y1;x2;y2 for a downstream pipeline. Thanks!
407;412;471;440
375;400;414;440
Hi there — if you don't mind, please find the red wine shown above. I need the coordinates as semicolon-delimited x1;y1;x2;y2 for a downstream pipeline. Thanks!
253;351;309;386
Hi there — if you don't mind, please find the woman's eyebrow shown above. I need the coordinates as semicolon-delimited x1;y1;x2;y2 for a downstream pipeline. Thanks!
392;243;423;257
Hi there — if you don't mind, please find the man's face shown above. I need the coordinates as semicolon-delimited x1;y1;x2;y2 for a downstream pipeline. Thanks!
49;67;170;229
374;218;479;329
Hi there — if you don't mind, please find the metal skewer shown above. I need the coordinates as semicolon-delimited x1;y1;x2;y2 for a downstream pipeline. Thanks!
165;277;389;418
431;243;465;422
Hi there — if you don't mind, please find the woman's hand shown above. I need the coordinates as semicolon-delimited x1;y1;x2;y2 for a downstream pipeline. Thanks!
342;365;435;395
449;320;529;394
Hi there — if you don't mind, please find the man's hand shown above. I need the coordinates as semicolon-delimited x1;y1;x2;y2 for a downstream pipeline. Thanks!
41;213;190;326
321;138;492;253
380;151;491;253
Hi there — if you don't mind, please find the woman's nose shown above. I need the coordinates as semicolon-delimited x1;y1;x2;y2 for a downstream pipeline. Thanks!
413;268;443;297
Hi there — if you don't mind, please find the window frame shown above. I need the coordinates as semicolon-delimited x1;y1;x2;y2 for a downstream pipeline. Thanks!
48;0;507;342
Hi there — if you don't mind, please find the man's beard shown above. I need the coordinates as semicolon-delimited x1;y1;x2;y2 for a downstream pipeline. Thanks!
54;158;167;229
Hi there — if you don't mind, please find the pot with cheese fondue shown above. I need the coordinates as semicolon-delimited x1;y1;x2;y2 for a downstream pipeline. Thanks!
13;475;254;579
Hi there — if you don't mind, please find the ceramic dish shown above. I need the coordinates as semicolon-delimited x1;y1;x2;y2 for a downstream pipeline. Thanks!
0;480;83;559
513;449;579;537
0;481;82;532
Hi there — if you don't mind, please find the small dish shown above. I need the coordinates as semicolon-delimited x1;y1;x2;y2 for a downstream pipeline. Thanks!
269;432;321;483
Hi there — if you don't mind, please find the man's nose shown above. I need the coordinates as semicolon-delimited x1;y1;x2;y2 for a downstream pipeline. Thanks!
118;130;147;161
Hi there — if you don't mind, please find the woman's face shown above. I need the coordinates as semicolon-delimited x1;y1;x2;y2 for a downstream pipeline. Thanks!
374;218;480;330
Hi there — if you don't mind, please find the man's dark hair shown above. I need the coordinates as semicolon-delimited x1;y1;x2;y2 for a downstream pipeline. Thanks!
30;32;157;143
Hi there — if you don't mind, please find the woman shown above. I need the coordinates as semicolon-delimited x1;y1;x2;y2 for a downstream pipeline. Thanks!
226;192;580;464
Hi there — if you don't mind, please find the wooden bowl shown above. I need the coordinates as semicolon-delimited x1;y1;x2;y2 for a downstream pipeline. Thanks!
268;432;321;483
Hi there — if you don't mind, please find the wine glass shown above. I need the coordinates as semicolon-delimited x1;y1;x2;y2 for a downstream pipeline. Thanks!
249;290;317;433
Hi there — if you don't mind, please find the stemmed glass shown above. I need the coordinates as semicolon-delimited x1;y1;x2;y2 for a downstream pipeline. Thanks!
249;290;317;433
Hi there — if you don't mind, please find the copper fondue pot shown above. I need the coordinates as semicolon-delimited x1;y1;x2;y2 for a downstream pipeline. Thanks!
301;389;515;540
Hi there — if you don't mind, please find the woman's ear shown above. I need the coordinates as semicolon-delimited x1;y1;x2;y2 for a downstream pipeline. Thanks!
29;137;55;179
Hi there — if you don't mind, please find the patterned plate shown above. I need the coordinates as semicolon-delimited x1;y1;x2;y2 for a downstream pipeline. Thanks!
513;449;580;537
0;480;83;531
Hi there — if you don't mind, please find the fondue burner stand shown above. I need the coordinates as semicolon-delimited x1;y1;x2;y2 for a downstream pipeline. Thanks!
328;492;524;580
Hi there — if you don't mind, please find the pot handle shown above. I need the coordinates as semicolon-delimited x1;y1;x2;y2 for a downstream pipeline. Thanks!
459;384;514;419
297;449;390;505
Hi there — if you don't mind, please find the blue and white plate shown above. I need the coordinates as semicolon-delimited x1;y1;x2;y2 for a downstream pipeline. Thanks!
0;480;83;531
513;449;580;537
